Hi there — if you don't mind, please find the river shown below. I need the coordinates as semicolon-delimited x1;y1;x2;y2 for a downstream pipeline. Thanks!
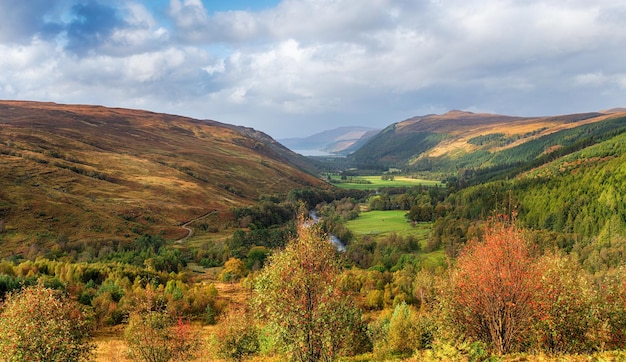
309;211;346;252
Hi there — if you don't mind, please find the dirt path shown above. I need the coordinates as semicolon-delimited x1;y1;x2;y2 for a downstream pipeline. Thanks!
175;210;217;243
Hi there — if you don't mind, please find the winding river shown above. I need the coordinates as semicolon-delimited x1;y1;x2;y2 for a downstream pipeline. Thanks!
309;211;346;252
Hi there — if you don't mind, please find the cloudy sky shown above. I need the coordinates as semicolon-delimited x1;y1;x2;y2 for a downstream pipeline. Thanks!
1;0;625;138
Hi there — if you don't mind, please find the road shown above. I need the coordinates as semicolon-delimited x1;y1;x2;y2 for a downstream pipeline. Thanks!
175;210;217;243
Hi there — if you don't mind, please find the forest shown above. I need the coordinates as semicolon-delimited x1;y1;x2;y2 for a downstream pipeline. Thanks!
3;118;626;361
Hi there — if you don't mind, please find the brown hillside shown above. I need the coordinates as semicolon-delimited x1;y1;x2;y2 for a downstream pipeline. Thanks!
0;101;324;254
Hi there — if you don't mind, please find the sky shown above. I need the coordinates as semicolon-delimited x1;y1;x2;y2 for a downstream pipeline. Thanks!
1;0;625;139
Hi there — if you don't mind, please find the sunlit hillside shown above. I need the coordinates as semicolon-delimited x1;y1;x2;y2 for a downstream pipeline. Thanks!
0;101;324;254
349;109;626;175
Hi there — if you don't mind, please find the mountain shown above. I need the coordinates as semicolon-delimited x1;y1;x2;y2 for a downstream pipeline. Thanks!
348;110;626;178
280;126;380;155
0;101;324;253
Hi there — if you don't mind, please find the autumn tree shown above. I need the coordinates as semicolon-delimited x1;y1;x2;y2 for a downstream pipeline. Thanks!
0;283;95;361
213;307;259;361
219;257;247;282
531;253;597;353
448;220;539;354
368;302;429;358
124;289;201;362
253;218;368;361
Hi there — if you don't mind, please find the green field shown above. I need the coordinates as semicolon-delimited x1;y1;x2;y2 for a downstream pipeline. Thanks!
345;210;445;268
330;175;441;190
345;210;429;238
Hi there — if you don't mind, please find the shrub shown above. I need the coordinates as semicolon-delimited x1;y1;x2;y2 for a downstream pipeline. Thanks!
213;307;259;361
124;310;200;362
531;253;597;353
219;257;247;282
0;283;95;361
369;302;431;358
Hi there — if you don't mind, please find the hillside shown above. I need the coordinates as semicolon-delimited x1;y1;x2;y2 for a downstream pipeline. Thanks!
348;110;626;175
0;101;324;254
280;126;380;155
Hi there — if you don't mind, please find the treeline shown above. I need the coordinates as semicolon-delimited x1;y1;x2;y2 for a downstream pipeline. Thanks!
431;132;626;271
0;258;221;327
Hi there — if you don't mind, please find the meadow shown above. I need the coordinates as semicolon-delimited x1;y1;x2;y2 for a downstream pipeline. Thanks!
344;210;445;269
330;175;441;190
345;210;419;237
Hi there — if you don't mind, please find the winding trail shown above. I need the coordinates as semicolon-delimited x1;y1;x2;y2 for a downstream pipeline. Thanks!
175;210;218;243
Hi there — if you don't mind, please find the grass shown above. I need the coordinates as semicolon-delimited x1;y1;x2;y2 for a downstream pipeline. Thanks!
345;210;414;236
345;210;431;244
331;175;441;190
345;210;446;268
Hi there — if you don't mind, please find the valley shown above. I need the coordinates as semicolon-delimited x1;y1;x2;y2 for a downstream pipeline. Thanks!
2;102;626;361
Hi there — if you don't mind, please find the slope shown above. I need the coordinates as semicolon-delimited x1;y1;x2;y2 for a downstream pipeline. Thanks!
348;110;626;173
0;101;324;254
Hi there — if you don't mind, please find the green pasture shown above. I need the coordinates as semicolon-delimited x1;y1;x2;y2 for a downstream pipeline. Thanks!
330;175;441;190
345;210;445;267
345;210;429;238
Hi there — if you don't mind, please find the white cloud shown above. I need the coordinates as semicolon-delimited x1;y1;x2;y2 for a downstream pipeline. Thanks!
1;0;626;137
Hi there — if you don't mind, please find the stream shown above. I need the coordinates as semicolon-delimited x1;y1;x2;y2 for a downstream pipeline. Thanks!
309;211;346;252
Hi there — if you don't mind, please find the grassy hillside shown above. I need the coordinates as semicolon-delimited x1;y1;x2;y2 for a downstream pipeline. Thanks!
0;101;324;254
348;110;626;175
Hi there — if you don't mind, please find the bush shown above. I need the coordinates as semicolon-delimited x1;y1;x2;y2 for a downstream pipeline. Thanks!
0;283;95;361
368;302;431;358
531;253;598;353
124;310;201;362
213;307;259;361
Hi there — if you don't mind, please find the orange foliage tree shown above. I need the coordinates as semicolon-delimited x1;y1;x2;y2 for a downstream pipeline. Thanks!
448;219;540;354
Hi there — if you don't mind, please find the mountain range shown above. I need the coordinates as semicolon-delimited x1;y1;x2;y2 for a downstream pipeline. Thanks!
279;126;380;156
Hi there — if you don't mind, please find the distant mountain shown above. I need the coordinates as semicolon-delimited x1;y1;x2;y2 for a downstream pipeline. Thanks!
0;101;324;252
280;126;380;155
348;109;626;180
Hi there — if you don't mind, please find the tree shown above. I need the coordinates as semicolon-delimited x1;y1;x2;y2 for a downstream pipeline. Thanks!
213;307;259;361
531;253;597;353
368;302;431;358
0;283;95;361
448;220;539;354
124;311;200;362
253;218;368;361
124;290;201;362
219;257;247;282
386;302;421;354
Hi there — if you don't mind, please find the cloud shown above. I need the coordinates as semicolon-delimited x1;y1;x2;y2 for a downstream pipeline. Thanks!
1;0;626;138
63;2;126;55
0;0;65;43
